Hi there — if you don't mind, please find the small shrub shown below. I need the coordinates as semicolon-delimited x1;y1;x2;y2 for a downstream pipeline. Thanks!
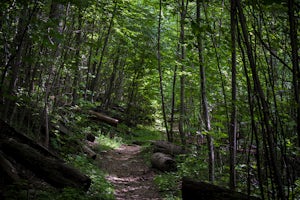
154;172;181;198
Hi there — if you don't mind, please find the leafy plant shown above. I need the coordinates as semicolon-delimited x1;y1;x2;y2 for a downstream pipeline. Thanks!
154;172;181;198
67;154;115;200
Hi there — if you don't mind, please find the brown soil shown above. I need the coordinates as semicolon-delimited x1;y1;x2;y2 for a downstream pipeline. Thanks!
99;144;162;200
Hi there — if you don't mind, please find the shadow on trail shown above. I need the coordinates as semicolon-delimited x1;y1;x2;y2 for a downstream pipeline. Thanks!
99;144;162;200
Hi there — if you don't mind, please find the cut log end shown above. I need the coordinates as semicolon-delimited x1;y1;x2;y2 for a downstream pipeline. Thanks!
151;152;176;172
152;140;185;156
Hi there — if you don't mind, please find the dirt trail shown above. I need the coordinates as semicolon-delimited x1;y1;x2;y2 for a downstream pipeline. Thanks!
99;144;162;200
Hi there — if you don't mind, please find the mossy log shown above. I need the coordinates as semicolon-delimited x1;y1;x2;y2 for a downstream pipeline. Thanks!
89;110;119;126
152;140;185;156
151;152;176;171
0;120;61;160
82;145;97;160
0;151;19;184
52;122;97;160
0;119;91;191
182;177;261;200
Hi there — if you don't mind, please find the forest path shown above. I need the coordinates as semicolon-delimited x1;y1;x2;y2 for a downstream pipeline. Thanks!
98;144;162;200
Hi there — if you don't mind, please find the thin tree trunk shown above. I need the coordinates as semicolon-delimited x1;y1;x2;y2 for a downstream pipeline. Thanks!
157;0;170;141
236;1;284;198
202;3;229;124
229;0;237;190
196;0;214;183
169;61;178;143
1;2;38;93
287;0;300;147
90;2;117;101
178;0;188;146
103;53;119;109
43;1;65;148
72;12;83;105
237;27;265;199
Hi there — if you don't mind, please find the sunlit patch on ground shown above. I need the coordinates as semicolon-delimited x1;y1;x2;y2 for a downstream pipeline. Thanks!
99;144;162;200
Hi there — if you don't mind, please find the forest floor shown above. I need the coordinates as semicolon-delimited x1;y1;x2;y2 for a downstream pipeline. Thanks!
98;144;162;200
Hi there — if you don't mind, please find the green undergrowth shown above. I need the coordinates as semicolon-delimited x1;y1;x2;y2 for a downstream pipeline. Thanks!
121;125;165;145
2;101;166;199
153;148;211;200
47;103;166;199
154;172;181;200
3;154;115;200
66;154;115;200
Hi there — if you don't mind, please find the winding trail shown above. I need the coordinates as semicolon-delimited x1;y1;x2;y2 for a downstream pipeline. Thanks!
99;144;162;200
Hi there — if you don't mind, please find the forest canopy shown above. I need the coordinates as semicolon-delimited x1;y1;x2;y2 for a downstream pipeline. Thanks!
0;0;299;199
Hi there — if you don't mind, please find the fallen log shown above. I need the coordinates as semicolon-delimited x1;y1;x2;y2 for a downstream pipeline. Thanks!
151;152;176;171
82;145;97;160
0;119;61;160
1;137;91;191
152;140;185;156
53;122;74;136
0;151;19;184
52;122;97;160
89;110;119;126
182;177;261;200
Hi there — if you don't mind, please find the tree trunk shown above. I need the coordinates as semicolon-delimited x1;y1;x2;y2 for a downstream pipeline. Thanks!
169;55;178;143
103;52;119;109
229;0;237;190
90;2;117;100
157;0;170;141
238;28;265;199
196;0;214;183
178;0;187;146
236;1;284;198
72;12;83;105
287;0;300;147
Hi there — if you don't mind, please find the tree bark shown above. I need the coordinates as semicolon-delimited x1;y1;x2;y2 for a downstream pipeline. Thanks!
90;2;117;100
152;140;185;156
0;120;91;190
169;56;178;142
82;145;97;160
178;0;188;146
157;0;170;142
0;151;19;184
229;0;237;190
287;0;300;147
1;138;91;190
196;0;214;183
72;11;83;105
236;1;284;198
89;110;119;126
182;178;261;200
237;27;265;199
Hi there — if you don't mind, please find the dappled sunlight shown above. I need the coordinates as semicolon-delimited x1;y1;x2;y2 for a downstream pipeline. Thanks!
99;144;162;199
106;174;158;200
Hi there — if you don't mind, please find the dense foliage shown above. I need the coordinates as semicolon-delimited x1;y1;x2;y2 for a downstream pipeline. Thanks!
0;0;299;199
